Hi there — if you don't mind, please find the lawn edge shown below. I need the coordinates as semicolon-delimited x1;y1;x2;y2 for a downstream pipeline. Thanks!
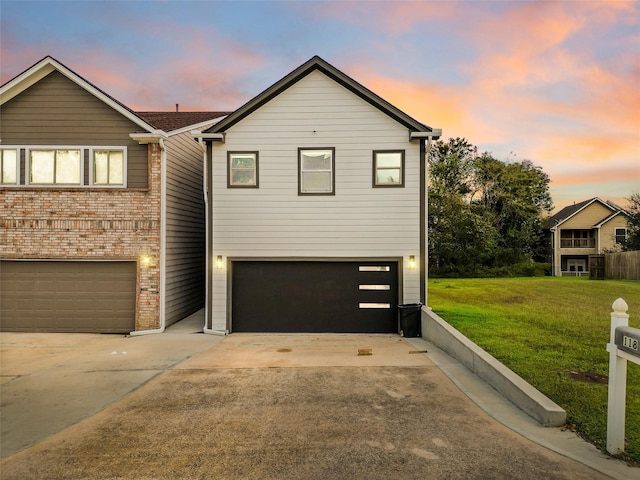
421;306;567;427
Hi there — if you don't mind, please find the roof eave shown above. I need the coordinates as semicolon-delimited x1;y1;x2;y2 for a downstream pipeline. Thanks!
167;115;228;136
410;130;442;140
130;132;168;144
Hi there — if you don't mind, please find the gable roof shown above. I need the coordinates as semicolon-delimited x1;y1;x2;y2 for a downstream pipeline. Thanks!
1;56;162;134
544;197;626;229
204;55;440;137
1;56;230;137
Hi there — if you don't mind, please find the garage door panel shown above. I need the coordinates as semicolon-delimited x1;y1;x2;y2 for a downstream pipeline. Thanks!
1;261;136;333
232;260;398;333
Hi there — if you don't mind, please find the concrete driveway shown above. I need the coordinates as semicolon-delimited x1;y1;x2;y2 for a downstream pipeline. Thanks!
1;313;637;479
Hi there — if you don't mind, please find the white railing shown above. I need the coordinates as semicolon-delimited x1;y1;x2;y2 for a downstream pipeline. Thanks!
561;271;589;277
606;298;640;455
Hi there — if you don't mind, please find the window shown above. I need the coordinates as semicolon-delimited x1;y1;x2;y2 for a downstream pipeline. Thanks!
299;148;335;195
373;150;404;187
615;228;627;244
228;152;258;187
29;149;82;185
0;148;18;185
91;149;126;186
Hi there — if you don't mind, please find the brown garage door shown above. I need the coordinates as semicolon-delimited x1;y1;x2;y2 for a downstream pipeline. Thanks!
231;260;399;333
0;260;136;333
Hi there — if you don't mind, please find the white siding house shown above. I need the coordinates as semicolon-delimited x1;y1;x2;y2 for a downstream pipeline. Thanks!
195;56;441;333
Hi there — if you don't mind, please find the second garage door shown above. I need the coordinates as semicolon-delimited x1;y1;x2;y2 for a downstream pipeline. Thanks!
0;260;136;333
231;260;399;333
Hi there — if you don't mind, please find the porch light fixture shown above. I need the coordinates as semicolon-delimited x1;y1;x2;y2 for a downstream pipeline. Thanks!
409;255;416;271
141;255;152;267
216;255;224;270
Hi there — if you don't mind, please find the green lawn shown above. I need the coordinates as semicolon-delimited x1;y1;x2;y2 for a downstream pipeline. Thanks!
427;277;640;465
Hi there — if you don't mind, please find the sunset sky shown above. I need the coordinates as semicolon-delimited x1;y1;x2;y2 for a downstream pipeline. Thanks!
1;0;638;212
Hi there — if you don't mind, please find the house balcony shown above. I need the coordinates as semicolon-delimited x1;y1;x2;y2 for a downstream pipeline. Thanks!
560;238;596;248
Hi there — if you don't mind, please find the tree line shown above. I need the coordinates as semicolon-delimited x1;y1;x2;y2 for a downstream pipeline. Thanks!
427;137;553;277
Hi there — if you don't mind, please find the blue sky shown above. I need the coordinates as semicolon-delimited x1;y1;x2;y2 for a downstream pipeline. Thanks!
1;0;638;211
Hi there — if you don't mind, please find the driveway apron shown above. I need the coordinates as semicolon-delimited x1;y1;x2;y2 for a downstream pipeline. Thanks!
1;324;636;479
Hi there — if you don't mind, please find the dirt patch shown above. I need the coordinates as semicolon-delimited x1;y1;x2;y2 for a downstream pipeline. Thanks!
568;371;608;385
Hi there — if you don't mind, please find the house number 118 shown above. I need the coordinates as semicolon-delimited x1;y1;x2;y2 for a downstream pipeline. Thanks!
622;335;639;352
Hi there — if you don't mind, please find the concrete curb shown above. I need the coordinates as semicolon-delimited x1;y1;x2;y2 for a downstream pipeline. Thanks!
421;307;567;427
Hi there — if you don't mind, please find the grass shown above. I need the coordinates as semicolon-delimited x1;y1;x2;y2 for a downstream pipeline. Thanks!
427;277;640;465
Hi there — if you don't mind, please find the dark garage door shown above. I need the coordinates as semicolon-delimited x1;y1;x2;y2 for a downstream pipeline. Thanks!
0;260;136;333
231;260;399;333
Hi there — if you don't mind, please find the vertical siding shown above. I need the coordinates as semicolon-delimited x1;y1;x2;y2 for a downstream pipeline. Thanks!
210;71;422;329
164;130;206;325
0;70;148;187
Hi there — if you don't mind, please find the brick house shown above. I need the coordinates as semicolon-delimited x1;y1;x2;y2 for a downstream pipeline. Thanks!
0;56;227;333
543;197;630;276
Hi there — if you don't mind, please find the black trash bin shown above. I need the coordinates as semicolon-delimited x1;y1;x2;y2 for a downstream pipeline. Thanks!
398;303;423;337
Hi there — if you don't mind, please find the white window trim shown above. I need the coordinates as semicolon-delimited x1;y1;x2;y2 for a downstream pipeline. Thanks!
228;151;258;188
26;146;84;187
89;147;128;188
0;146;20;186
615;227;628;244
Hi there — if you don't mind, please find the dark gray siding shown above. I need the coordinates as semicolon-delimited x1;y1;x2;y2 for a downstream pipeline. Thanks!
0;71;148;188
164;131;205;325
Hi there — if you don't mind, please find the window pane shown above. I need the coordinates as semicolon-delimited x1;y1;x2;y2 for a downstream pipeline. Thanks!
231;155;255;169
30;150;55;183
94;151;109;184
376;152;401;167
229;153;257;186
301;172;331;192
109;151;124;184
231;169;256;185
359;266;390;272
1;150;17;184
376;168;401;185
55;150;81;184
302;151;331;170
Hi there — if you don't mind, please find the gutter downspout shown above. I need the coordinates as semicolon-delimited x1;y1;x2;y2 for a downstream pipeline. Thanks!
130;137;167;336
195;133;227;336
549;226;556;276
424;136;434;307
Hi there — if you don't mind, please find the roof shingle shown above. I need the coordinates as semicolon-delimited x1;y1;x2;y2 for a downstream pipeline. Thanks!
136;111;230;132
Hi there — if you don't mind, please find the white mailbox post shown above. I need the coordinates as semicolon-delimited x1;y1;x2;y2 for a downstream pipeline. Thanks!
606;298;640;455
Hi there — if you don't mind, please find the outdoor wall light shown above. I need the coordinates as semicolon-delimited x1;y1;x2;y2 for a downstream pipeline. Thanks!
141;255;153;267
409;255;416;271
216;255;224;270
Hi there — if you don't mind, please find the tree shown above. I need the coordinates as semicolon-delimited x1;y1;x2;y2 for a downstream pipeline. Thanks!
471;155;553;266
621;192;640;251
428;138;492;276
427;138;553;276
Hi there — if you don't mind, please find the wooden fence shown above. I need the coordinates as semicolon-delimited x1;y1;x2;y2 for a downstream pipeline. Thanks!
605;251;640;280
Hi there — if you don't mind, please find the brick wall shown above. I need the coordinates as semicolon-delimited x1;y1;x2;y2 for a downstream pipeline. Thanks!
0;143;162;330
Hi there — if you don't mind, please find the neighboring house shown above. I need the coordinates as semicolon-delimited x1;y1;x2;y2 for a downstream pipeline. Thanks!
543;197;629;276
0;56;228;333
193;56;441;334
